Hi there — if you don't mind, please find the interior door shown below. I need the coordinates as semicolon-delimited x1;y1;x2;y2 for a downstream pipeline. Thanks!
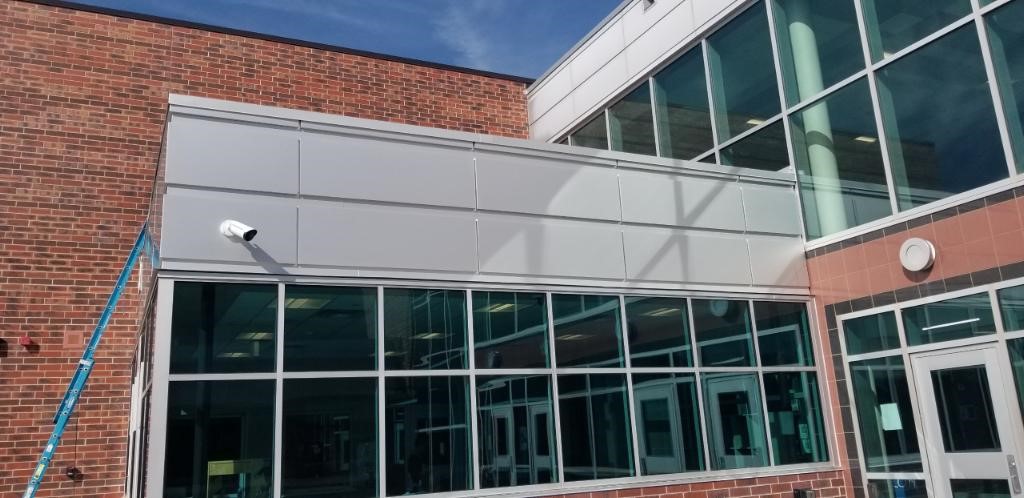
635;383;683;474
911;346;1024;497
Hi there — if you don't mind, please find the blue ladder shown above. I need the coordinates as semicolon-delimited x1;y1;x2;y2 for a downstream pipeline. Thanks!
23;224;151;498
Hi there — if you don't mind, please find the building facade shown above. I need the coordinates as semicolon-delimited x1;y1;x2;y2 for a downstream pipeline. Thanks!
2;0;1023;498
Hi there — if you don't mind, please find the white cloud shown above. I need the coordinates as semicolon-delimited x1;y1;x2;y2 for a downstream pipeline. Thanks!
433;0;497;71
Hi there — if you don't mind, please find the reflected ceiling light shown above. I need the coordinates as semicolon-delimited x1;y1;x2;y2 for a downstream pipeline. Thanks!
236;331;274;341
556;333;590;341
218;352;252;358
746;118;765;126
479;303;518;313
854;136;878;143
642;307;680;317
921;317;980;332
383;351;401;357
412;332;444;340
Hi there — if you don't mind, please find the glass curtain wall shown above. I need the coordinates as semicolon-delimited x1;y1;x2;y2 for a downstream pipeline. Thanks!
562;0;1024;240
162;282;829;497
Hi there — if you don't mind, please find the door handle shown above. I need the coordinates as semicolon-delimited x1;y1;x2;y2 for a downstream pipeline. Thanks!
1009;454;1022;494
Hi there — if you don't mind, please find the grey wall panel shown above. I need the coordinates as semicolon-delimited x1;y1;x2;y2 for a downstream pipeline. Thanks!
742;184;803;235
161;188;297;266
300;131;476;208
477;215;625;280
298;201;477;272
747;236;809;288
476;150;620;221
165;114;299;194
623;228;752;285
619;171;745;230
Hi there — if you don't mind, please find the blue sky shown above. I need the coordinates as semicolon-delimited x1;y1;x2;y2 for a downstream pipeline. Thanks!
70;0;623;78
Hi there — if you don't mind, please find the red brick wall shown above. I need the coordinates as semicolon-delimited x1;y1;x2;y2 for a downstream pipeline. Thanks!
546;470;847;498
0;1;528;496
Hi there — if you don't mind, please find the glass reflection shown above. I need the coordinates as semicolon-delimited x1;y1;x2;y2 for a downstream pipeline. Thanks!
385;376;471;495
931;366;1000;452
861;0;971;61
719;121;789;171
1007;339;1024;431
633;373;704;474
557;374;634;481
999;284;1024;332
754;301;813;366
763;372;828;465
702;373;768;470
877;26;1008;210
843;312;901;355
284;286;376;371
987;0;1024;169
171;282;277;374
384;289;467;370
867;479;929;498
164;380;275;498
282;378;377;498
653;47;714;159
552;294;624;368
850;356;922;472
476;375;556;488
571;114;609;150
625;296;693;367
473;291;548;369
707;2;781;142
692;299;755;367
901;292;995;346
609;82;657;155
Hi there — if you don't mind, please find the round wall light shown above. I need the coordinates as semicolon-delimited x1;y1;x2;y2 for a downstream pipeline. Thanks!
899;237;936;272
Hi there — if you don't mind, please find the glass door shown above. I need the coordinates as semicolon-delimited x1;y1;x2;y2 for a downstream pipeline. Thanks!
911;346;1024;497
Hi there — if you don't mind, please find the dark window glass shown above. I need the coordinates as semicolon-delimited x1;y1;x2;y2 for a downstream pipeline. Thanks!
843;312;901;355
633;373;704;474
164;380;275;498
850;356;922;472
692;299;755;367
902;293;995;346
552;294;624;368
791;79;891;238
384;289;467;370
652;48;714;159
557;374;634;481
571;114;609;150
867;480;929;498
476;375;556;488
999;284;1024;332
987;0;1024;169
754;301;814;366
877;26;1008;210
284;286;376;371
763;372;828;464
1007;338;1024;419
951;480;1011;497
931;366;1000;453
772;0;865;105
171;282;276;374
861;0;971;61
609;82;657;155
625;296;692;367
720;121;790;171
707;2;782;142
385;376;471;495
282;378;377;497
473;291;548;369
702;373;768;470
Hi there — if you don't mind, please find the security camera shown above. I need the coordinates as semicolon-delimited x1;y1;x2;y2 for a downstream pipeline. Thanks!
220;219;257;241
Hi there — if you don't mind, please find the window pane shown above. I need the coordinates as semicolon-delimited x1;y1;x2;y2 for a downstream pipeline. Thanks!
653;48;714;159
987;0;1024;169
384;289;467;370
772;0;865;105
764;372;829;464
861;0;971;61
999;284;1024;331
473;291;549;369
902;292;995;346
931;366;1000;452
951;480;1011;497
707;2;781;142
633;373;704;474
843;311;901;355
754;301;814;366
877;26;1008;210
571;114;609;150
552;294;624;368
476;375;557;488
850;356;922;472
867;480;929;498
1005;338;1024;425
791;79;891;238
557;374;635;481
385;376;471;495
720;121;790;171
164;380;275;498
625;296;693;367
692;299;755;367
282;378;377;497
170;282;276;374
609;82;657;155
284;286;376;371
702;372;769;470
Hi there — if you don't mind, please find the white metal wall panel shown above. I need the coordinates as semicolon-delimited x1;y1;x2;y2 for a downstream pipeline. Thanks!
571;53;629;123
623;2;695;77
622;227;752;285
619;170;745;230
742;184;804;235
747;236;810;287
